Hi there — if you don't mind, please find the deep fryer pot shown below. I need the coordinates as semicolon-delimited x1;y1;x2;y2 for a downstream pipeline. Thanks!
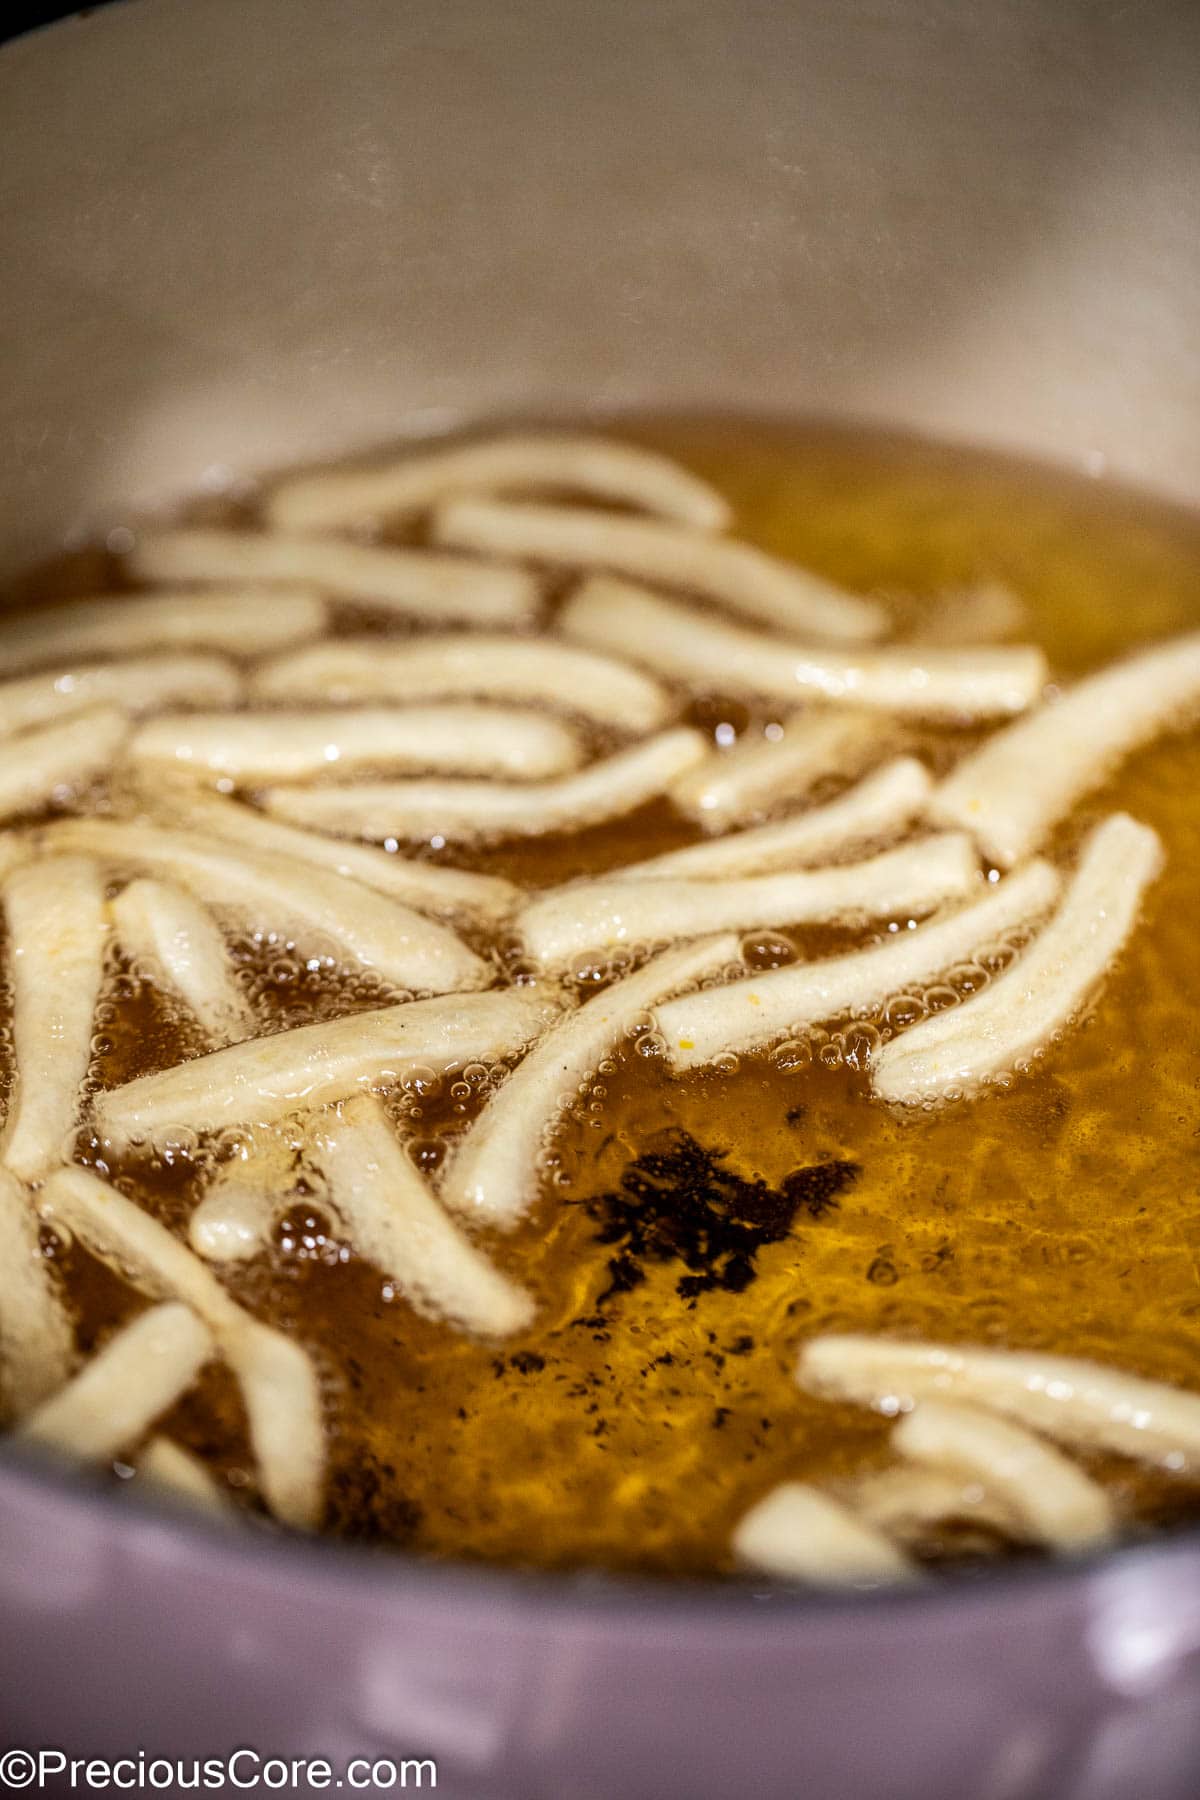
1;4;1199;1795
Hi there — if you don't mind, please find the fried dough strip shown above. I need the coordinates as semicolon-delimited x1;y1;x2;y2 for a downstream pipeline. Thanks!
0;1168;74;1418
265;432;731;533
871;814;1162;1103
190;1186;279;1265
660;858;1059;1071
187;1124;309;1264
912;582;1028;647
732;1483;920;1586
670;710;895;830
519;834;980;968
111;878;256;1048
314;1095;533;1336
0;706;129;824
930;631;1200;865
433;498;887;643
16;1302;213;1464
259;728;708;843
1;856;108;1180
38;1166;324;1527
0;654;240;739
848;1467;1020;1543
130;704;582;782
139;1435;232;1513
37;817;487;994
619;758;932;880
798;1335;1200;1473
93;989;557;1148
442;935;740;1229
561;577;1046;721
0;838;29;884
892;1401;1115;1551
251;633;672;733
125;529;539;626
0;590;325;675
155;788;518;925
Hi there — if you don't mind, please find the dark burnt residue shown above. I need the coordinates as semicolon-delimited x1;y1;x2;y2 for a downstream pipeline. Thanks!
325;1455;423;1544
585;1129;859;1306
781;1161;857;1219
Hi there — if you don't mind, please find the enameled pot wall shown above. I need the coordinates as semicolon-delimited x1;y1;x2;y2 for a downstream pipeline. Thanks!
1;3;1199;1795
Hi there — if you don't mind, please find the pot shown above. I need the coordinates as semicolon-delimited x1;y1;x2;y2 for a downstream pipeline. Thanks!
1;4;1198;1795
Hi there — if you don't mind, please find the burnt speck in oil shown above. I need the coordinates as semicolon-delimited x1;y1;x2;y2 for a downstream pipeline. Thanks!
585;1130;857;1305
595;1251;647;1305
326;1456;423;1544
782;1160;860;1218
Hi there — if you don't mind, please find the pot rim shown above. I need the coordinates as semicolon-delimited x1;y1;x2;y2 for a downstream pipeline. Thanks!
3;1436;1198;1641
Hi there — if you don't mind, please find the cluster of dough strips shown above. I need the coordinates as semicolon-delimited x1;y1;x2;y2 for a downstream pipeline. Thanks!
0;430;1195;1561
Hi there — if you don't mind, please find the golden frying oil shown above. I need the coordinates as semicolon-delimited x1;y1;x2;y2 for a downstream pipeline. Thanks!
13;419;1200;1575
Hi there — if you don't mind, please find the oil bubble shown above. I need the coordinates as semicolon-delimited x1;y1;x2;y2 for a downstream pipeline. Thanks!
740;931;797;970
408;1138;446;1174
842;1022;883;1070
884;994;925;1032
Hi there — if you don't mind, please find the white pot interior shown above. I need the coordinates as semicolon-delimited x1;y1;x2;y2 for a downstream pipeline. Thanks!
0;0;1197;572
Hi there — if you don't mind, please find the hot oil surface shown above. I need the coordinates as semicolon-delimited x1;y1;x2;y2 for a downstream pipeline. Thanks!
47;422;1200;1573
